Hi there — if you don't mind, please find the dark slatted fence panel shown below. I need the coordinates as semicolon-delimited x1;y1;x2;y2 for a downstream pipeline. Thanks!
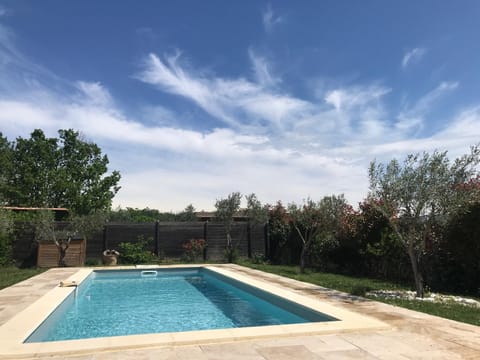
158;222;205;258
12;221;266;265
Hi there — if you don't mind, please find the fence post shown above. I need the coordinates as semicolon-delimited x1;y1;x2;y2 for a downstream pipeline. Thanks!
247;221;252;258
203;221;208;260
264;222;270;260
154;221;160;256
102;225;108;251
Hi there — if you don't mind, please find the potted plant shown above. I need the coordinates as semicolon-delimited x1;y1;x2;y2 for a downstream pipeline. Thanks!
102;249;120;265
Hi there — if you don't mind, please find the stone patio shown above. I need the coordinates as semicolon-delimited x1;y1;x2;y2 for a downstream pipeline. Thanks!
0;264;479;359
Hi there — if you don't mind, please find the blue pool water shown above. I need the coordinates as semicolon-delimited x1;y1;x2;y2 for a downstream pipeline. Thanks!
26;268;336;342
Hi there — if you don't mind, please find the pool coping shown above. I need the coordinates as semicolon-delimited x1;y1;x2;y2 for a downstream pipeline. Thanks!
0;265;390;358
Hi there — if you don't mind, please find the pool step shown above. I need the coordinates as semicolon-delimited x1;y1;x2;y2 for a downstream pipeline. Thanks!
141;270;158;277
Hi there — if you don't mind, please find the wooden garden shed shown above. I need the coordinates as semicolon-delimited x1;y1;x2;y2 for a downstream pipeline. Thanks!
37;239;86;267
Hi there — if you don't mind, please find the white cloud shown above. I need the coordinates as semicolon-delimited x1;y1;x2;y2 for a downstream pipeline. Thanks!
402;47;427;69
0;24;477;211
75;81;114;108
262;3;284;33
248;49;279;87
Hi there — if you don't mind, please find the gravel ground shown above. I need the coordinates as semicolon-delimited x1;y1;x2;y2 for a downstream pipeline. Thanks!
367;290;480;307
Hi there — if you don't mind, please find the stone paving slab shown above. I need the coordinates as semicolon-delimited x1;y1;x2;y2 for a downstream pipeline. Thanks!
0;264;479;359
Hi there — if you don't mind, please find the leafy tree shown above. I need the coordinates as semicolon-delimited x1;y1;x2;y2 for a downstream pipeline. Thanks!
108;207;163;223
54;129;121;214
2;129;120;215
176;204;197;221
267;201;291;263
8;130;58;207
288;199;320;273
215;192;242;262
368;145;480;297
0;133;13;204
289;195;349;273
352;199;408;279
245;193;269;226
0;208;14;266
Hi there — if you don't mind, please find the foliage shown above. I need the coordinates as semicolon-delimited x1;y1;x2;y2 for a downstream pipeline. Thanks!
0;129;121;215
368;145;480;297
215;192;242;262
176;204;197;222
118;236;156;264
182;238;206;262
84;258;101;266
267;201;292;263
426;202;480;295
355;200;409;280
288;195;348;273
0;133;13;204
245;193;269;225
0;208;14;266
109;207;168;222
108;205;196;223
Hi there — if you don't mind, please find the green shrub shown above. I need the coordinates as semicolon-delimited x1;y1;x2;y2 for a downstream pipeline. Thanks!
118;237;156;264
224;246;238;263
182;238;206;262
0;234;13;266
252;252;268;264
84;258;101;266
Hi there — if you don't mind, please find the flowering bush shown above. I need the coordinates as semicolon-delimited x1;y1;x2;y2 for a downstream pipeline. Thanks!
182;238;206;262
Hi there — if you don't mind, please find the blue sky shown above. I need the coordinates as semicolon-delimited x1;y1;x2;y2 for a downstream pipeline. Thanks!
1;1;480;211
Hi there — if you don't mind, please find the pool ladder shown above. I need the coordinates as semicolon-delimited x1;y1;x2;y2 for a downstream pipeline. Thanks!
141;270;158;277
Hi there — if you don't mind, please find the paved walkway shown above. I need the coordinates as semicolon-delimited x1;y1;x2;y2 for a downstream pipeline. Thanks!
1;265;479;359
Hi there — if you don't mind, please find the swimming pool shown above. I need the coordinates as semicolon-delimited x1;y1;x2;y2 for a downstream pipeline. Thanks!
0;265;389;358
26;268;335;342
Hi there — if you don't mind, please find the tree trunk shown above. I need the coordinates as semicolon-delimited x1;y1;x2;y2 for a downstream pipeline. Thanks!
300;245;307;273
56;239;70;267
407;243;424;298
226;232;233;263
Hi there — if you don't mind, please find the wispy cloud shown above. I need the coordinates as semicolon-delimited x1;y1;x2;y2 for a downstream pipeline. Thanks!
75;81;114;108
136;52;308;130
324;85;391;111
262;3;283;33
395;81;459;133
402;47;427;69
0;21;477;211
248;49;279;87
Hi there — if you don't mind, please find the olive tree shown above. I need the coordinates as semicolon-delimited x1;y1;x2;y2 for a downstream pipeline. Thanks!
289;195;348;273
35;210;106;267
215;192;242;262
368;145;480;297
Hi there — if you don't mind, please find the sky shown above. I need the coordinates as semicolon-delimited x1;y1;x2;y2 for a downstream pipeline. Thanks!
1;1;480;212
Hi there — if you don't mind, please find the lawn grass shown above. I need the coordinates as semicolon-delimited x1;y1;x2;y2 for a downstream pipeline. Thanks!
239;260;480;327
240;261;408;293
379;298;480;326
0;267;46;290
